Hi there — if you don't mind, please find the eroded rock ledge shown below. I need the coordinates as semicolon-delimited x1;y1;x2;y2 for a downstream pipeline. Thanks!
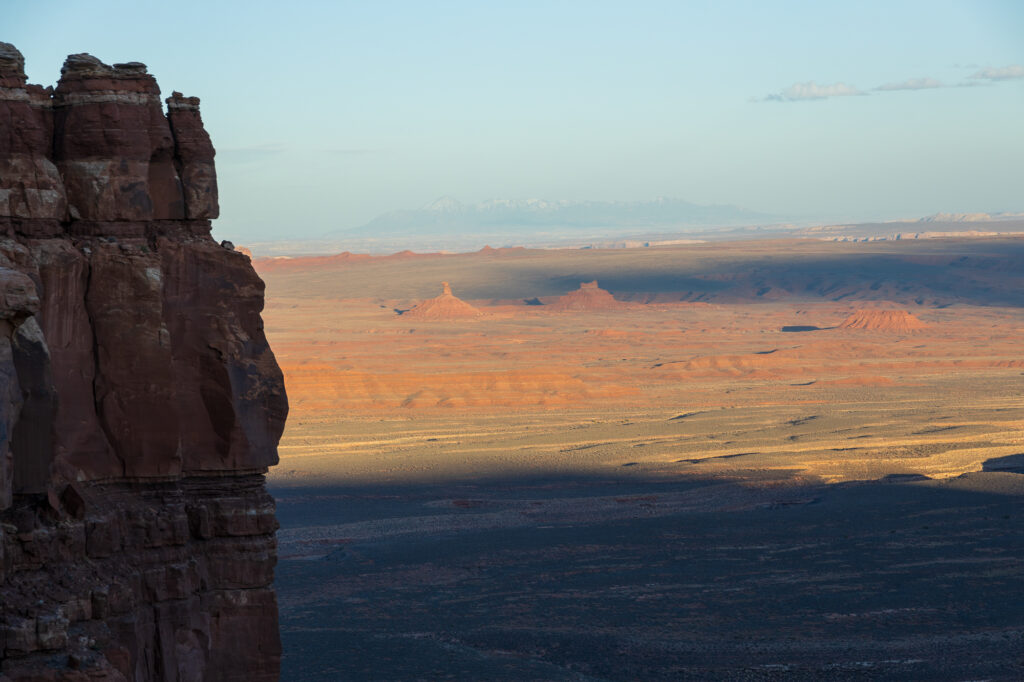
0;43;288;680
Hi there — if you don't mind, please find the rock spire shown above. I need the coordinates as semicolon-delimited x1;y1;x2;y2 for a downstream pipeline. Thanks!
403;282;483;320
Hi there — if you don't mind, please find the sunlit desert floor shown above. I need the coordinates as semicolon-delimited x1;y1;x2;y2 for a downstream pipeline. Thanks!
259;239;1024;680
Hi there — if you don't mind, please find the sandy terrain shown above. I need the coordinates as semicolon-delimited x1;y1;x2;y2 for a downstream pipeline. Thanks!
258;237;1024;680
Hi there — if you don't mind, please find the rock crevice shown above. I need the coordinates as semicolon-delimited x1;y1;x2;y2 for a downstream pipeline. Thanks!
0;43;287;681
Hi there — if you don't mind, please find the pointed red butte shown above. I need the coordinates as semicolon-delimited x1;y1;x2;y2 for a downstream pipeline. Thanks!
404;281;483;319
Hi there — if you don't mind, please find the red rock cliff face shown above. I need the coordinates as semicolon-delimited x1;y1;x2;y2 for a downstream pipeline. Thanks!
0;43;287;680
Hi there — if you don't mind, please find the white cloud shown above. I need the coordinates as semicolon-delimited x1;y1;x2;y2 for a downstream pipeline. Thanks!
874;77;944;91
762;81;864;102
969;65;1024;81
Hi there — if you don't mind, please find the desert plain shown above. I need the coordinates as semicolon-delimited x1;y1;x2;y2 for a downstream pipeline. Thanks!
259;237;1024;680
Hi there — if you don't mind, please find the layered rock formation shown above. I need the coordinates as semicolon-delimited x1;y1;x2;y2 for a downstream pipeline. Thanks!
402;282;483;320
0;44;287;680
838;308;927;333
549;280;625;312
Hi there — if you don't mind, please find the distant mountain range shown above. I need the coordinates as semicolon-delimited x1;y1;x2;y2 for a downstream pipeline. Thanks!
334;197;775;239
916;211;1024;223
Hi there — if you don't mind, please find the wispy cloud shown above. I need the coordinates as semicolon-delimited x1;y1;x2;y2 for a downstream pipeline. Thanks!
762;81;864;102
760;65;1022;103
874;77;944;91
969;64;1024;81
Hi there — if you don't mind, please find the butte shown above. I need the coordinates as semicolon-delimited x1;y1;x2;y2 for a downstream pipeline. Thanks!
402;282;483;320
548;280;627;312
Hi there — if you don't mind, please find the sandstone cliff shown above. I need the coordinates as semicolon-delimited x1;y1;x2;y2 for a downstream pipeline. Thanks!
0;43;287;680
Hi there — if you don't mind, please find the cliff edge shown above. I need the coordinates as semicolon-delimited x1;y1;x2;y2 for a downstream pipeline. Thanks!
0;43;288;680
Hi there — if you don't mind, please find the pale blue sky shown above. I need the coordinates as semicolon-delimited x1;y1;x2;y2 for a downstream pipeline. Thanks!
7;0;1024;241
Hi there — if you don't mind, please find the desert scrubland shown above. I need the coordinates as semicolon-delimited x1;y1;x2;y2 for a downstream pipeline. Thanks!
262;238;1024;486
259;238;1024;680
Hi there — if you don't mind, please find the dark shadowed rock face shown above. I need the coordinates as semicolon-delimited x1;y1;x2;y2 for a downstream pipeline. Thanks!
0;43;287;681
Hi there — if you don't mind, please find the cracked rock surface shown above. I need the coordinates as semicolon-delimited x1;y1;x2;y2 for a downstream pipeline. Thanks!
0;43;287;681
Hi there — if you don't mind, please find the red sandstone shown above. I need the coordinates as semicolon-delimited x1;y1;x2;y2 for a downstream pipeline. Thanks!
0;43;286;681
837;308;927;333
548;280;627;311
402;281;483;320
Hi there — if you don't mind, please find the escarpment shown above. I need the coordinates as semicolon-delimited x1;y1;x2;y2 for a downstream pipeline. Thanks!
0;43;287;680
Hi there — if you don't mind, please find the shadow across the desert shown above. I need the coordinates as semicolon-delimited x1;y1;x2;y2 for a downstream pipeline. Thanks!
984;453;1024;474
271;467;1024;681
781;325;832;332
500;241;1024;307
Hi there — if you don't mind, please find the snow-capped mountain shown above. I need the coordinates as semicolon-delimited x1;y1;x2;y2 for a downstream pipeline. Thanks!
338;197;773;239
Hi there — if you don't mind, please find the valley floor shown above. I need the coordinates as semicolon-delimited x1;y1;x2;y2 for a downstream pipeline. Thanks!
273;470;1024;680
261;239;1024;679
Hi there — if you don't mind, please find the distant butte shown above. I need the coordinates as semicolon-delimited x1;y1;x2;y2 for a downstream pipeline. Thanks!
838;308;927;333
402;281;483;320
549;280;627;311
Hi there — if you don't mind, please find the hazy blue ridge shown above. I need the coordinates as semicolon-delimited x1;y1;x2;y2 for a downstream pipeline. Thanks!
332;197;776;238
